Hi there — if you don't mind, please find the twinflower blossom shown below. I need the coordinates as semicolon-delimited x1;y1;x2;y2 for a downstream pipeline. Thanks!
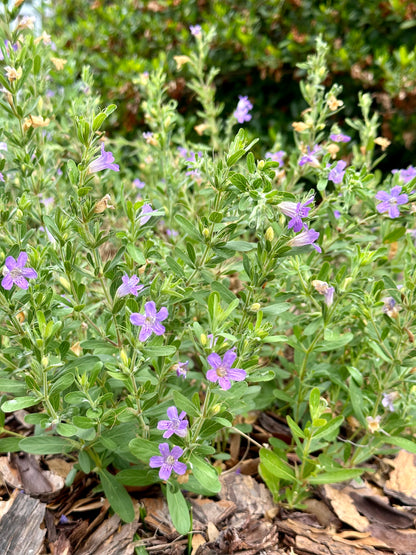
1;252;37;290
190;25;202;36
233;96;253;124
288;227;321;253
375;186;408;218
327;160;347;184
329;133;351;143
157;407;188;438
149;443;187;480
130;301;168;342
278;197;314;232
299;145;321;167
311;280;335;307
206;350;246;390
88;143;119;173
116;274;143;297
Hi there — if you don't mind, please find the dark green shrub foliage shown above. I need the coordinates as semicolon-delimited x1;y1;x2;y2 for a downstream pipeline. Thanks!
44;0;416;169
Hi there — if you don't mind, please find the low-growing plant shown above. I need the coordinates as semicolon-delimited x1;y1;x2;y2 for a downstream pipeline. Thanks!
1;3;416;533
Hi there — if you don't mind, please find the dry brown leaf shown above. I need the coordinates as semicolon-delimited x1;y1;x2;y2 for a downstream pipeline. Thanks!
191;533;206;554
384;450;416;504
323;484;370;532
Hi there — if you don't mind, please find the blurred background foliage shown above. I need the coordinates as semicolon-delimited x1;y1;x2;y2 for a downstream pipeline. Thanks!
42;0;416;171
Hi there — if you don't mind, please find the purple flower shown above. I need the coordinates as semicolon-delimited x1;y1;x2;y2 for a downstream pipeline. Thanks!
392;165;416;184
89;143;119;173
157;406;188;438
233;96;253;124
383;297;400;318
139;203;157;225
1;252;37;290
149;443;187;481
0;172;4;182
327;160;347;184
288;227;321;253
334;210;341;219
117;273;144;297
190;25;202;36
177;147;188;158
130;301;168;342
278;197;314;232
375;186;408;218
173;360;189;378
329;133;351;143
382;392;397;412
311;280;334;307
0;142;7;151
166;228;178;237
299;145;321;167
206;350;246;390
133;178;145;189
59;514;69;525
207;334;217;348
265;150;286;166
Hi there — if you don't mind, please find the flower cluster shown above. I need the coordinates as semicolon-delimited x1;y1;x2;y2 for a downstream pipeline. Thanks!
233;96;253;124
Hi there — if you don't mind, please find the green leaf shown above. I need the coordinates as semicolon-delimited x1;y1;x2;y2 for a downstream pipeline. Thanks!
387;436;416;454
312;415;344;440
226;241;256;252
174;215;201;240
226;148;246;167
383;226;406;244
286;416;306;439
144;345;177;357
116;468;159;486
173;391;201;418
99;468;135;523
309;388;321;420
190;455;221;493
2;397;38;412
211;281;237;304
315;332;353;351
166;256;185;278
19;436;75;454
126;244;146;265
67;159;79;186
0;437;23;453
166;483;191;535
246;152;256;173
0;379;27;395
262;303;290;316
308;468;364;484
259;448;297;482
129;437;160;462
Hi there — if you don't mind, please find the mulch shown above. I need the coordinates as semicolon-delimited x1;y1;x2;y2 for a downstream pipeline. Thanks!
1;410;416;554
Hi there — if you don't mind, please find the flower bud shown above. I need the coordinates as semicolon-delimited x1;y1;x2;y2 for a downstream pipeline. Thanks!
250;303;261;312
59;276;71;290
258;160;265;170
203;228;210;238
41;356;49;368
120;349;129;365
265;226;274;242
200;333;207;346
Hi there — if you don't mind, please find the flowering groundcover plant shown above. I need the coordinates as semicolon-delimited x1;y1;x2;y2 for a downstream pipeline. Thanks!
0;8;416;534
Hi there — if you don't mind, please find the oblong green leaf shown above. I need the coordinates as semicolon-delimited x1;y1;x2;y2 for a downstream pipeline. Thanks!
259;448;297;482
2;397;38;412
166;483;191;535
308;468;364;484
99;468;135;523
